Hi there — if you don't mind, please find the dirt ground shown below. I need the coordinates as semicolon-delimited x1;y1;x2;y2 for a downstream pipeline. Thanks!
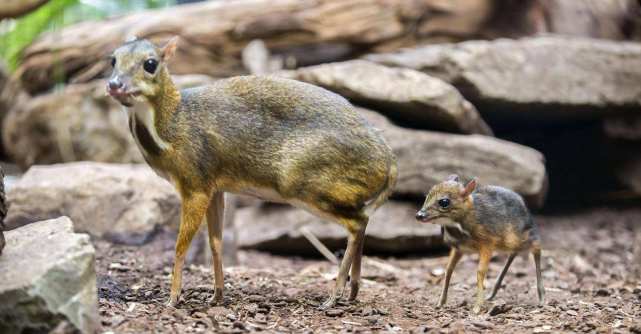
96;207;641;333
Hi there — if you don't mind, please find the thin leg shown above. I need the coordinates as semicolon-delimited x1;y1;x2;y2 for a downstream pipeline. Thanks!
321;220;365;309
487;253;517;301
438;248;462;307
348;222;367;301
167;191;210;307
207;192;225;304
473;247;492;314
532;247;545;305
222;194;238;266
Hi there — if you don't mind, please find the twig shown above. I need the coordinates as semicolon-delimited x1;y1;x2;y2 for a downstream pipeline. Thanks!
364;258;403;274
299;226;339;265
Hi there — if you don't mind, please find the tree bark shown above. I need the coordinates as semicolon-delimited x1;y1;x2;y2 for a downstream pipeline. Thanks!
0;166;6;255
16;0;501;94
0;0;49;19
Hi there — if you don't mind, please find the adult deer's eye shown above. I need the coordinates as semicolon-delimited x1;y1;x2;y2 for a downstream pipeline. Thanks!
438;198;450;209
110;57;116;67
143;59;158;74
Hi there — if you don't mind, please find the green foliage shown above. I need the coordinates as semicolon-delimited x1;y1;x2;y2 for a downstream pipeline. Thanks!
0;0;78;71
0;0;175;71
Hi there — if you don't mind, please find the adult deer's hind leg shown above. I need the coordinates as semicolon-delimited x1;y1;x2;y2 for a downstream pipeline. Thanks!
321;218;366;309
207;192;225;303
168;191;211;307
348;219;368;301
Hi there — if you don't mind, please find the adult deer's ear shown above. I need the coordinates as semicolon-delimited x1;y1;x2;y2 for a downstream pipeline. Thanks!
460;178;477;197
162;36;179;61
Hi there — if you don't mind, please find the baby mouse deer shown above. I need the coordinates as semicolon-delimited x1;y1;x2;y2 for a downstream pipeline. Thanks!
416;175;544;314
106;37;397;309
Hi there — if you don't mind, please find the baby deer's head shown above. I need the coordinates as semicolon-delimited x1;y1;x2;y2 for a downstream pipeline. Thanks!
416;174;477;224
107;36;178;107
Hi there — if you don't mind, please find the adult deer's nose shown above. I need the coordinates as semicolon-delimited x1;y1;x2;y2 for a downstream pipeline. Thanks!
108;78;123;91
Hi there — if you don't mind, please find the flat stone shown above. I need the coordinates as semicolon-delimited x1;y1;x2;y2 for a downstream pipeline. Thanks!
284;60;492;135
236;201;443;254
356;108;547;207
366;36;641;122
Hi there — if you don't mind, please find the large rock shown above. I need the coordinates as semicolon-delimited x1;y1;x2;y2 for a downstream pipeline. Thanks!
0;217;99;333
357;108;547;207
237;201;442;254
5;162;179;245
283;60;492;135
366;36;641;121
2;75;216;169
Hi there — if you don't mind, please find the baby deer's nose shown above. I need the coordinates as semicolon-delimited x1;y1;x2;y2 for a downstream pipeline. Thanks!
415;210;428;221
108;78;123;91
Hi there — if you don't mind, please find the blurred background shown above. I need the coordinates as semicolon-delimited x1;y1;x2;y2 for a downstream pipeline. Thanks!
1;1;641;333
2;0;641;251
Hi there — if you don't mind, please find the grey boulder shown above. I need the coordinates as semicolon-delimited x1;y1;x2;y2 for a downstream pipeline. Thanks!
283;60;492;135
366;36;641;120
236;201;442;254
0;216;99;333
357;108;547;207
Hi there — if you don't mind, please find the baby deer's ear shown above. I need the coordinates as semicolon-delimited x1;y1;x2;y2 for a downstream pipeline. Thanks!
460;178;477;197
161;36;180;61
447;174;460;182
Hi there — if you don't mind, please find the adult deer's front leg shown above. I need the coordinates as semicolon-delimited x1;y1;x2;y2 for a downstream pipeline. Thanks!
167;191;210;307
207;192;225;303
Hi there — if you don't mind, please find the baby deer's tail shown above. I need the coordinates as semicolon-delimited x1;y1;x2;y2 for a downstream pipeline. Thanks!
365;158;398;216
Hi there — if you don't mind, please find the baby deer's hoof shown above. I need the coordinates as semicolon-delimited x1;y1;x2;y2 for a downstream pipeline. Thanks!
472;304;483;314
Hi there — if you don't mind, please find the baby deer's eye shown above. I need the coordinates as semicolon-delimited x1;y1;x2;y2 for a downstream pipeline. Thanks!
110;57;116;67
143;59;158;74
438;198;450;209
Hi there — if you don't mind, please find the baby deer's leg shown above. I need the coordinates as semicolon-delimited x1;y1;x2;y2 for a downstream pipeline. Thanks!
167;191;210;307
348;220;368;301
438;248;462;307
321;219;365;309
207;192;225;304
473;247;492;314
532;246;545;304
487;253;517;301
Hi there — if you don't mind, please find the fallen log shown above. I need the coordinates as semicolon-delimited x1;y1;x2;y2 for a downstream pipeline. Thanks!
16;0;499;94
